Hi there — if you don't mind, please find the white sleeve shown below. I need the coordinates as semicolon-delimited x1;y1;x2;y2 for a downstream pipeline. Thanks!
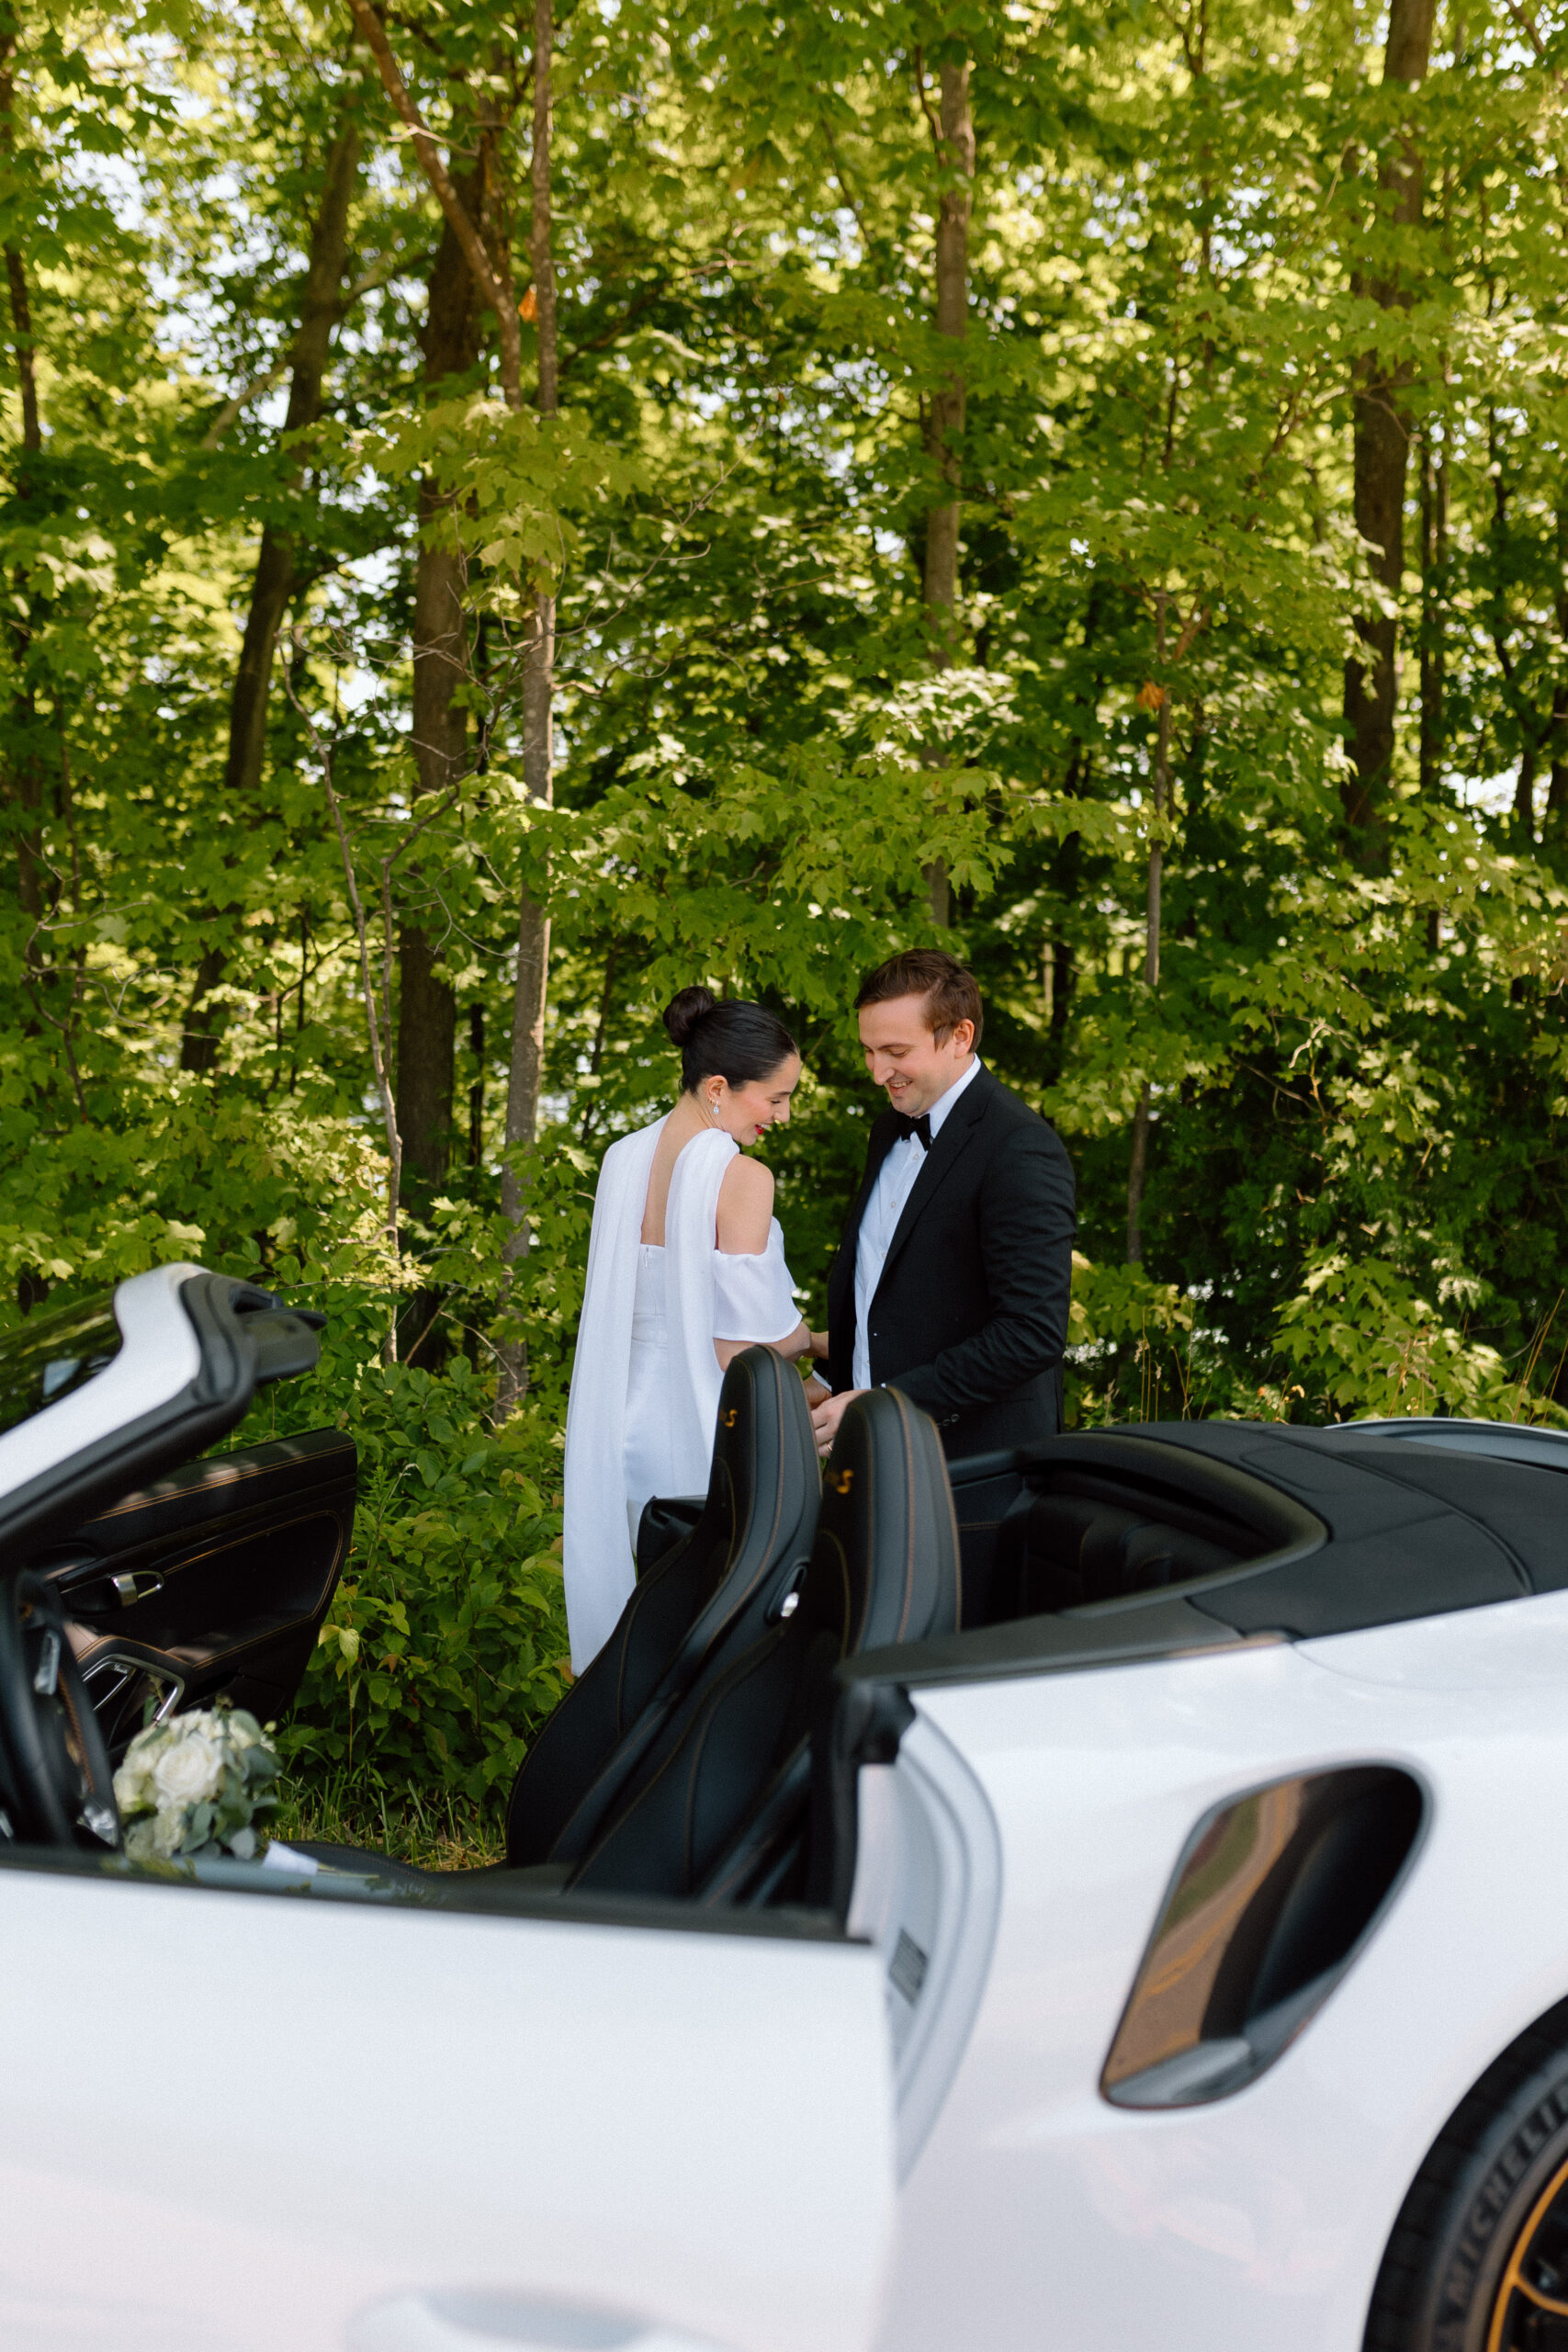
711;1218;801;1343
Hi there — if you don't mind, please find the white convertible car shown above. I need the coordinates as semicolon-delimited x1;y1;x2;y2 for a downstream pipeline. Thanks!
4;1263;1568;2352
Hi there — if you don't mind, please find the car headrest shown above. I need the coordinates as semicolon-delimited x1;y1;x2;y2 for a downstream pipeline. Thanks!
803;1387;961;1654
681;1346;819;1651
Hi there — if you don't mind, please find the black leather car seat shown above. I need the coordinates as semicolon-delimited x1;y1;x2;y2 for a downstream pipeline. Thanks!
568;1385;960;1906
1010;1472;1243;1613
502;1343;819;1868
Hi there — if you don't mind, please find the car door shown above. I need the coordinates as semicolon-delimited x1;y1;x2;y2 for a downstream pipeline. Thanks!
0;1857;895;2352
31;1427;355;1756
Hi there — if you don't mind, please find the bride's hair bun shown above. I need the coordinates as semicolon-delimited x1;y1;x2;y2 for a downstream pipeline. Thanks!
662;986;717;1048
661;986;799;1095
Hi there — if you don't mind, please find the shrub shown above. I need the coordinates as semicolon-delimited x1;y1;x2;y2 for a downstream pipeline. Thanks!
246;1346;570;1814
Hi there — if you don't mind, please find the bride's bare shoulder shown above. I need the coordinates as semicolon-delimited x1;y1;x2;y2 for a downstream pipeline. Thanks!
716;1153;773;1253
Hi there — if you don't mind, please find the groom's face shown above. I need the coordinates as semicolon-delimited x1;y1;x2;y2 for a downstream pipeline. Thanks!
858;993;976;1117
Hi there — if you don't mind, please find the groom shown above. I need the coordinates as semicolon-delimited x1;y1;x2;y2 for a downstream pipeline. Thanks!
811;950;1076;1490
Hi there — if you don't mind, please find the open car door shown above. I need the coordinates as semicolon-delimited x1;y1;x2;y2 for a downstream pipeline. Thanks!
0;1860;896;2352
38;1427;355;1756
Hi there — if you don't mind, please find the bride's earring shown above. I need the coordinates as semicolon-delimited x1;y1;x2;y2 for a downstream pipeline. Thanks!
706;1087;724;1128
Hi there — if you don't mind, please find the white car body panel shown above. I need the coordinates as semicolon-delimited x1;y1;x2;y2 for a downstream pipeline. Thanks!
876;1590;1568;2352
0;1872;895;2352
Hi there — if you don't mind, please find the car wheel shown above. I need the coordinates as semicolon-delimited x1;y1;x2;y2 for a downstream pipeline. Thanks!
1366;1996;1568;2351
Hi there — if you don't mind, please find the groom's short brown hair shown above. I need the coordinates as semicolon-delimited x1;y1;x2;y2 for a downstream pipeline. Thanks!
856;949;984;1049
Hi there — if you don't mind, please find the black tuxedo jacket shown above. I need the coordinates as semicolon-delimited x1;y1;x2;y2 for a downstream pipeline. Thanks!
826;1066;1077;1458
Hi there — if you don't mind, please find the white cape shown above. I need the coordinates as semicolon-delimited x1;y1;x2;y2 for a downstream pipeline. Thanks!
561;1121;737;1672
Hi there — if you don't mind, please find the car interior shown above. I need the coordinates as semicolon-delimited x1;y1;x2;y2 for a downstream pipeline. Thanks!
3;1278;1544;1951
39;1328;1301;1916
38;1429;358;1757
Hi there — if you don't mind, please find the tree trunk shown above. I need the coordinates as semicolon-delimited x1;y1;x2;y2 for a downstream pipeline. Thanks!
919;49;974;929
468;1002;485;1167
397;926;456;1199
349;0;523;409
1340;0;1437;848
180;113;362;1072
1515;739;1539;840
359;40;524;1366
385;153;492;1384
1549;501;1568;840
922;54;972;639
1419;422;1446;799
1484;425;1546;847
1126;1089;1151;1266
4;241;37;454
0;19;45;950
494;0;558;1422
1127;654;1170;1266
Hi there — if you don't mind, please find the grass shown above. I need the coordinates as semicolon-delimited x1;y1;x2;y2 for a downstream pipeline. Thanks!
270;1768;506;1871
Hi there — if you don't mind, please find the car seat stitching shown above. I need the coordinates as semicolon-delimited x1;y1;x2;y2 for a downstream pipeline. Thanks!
945;1466;963;1632
895;1392;918;1641
690;1362;800;1647
575;1633;767;1890
733;1374;780;1589
618;1645;754;1887
680;1693;727;1883
547;1605;691;1854
88;1439;355;1519
544;1568;689;1850
822;1532;851;1650
547;1387;778;1860
673;1630;782;1882
702;1852;752;1905
714;1373;750;1583
687;1368;785;1648
541;1362;811;1869
611;1603;637;1736
700;1763;805;1907
611;1539;684;1735
732;1361;790;1606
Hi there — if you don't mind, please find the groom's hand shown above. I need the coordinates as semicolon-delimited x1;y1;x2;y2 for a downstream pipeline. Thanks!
811;1386;865;1459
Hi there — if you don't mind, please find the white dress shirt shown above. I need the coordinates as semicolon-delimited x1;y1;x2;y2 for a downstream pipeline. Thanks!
852;1055;983;1391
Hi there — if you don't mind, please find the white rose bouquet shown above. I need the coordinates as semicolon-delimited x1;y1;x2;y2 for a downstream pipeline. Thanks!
113;1704;281;1865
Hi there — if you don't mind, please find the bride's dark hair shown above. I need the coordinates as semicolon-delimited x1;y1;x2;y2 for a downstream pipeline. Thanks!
662;987;798;1094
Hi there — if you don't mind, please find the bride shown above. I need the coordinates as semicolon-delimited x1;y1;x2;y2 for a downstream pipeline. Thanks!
561;987;826;1671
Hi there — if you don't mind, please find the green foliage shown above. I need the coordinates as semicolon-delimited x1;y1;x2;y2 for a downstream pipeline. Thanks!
1066;1250;1198;1425
1271;1252;1568;1425
265;1352;570;1807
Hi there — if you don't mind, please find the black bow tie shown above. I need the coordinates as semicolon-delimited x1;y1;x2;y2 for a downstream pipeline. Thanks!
892;1111;932;1151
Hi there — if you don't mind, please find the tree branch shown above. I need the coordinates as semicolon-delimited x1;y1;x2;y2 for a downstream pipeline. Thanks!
201;243;424;449
911;47;943;158
345;0;523;408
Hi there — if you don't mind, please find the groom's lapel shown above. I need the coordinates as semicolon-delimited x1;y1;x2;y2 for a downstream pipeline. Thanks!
847;1112;901;1237
875;1066;994;1292
829;1110;901;1326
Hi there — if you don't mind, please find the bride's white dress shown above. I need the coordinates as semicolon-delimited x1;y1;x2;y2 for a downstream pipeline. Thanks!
562;1119;801;1672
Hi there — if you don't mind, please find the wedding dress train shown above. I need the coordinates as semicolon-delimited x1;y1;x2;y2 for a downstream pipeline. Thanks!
562;1121;801;1672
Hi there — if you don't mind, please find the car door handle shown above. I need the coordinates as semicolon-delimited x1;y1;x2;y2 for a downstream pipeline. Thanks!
110;1570;164;1607
345;2292;725;2352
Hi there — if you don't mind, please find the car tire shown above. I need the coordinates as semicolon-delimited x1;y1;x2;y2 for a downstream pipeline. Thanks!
1366;1996;1568;2351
